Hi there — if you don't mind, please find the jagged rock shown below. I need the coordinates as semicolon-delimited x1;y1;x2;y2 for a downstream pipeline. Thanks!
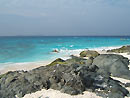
0;57;129;98
80;50;100;58
92;54;130;79
107;45;130;53
108;83;129;98
66;55;87;65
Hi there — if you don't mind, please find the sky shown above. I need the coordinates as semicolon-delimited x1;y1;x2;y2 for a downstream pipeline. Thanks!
0;0;130;36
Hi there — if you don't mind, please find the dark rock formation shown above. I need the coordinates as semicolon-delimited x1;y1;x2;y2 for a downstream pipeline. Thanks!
0;55;129;98
66;55;88;65
52;49;59;53
80;50;100;58
107;46;130;53
125;83;130;87
92;54;130;80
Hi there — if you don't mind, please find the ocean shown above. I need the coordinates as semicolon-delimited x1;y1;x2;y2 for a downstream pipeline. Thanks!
0;36;130;68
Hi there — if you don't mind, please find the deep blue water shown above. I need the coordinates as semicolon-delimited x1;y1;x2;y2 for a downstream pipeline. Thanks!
0;36;130;63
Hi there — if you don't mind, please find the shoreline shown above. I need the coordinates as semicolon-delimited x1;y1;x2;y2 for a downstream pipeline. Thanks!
0;45;130;98
23;45;130;98
0;45;129;75
0;60;52;75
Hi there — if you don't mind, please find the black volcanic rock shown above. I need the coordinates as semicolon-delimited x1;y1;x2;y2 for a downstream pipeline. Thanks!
92;54;130;80
0;56;129;98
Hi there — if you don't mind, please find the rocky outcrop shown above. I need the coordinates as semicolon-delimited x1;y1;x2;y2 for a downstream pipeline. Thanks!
107;46;130;53
0;55;129;98
0;53;130;98
52;49;59;53
92;54;130;79
80;50;100;58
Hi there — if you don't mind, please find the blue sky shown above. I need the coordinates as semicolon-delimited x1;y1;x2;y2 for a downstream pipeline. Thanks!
0;0;130;36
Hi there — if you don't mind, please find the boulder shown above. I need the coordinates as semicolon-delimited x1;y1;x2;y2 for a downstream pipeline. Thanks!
92;54;130;79
80;50;100;58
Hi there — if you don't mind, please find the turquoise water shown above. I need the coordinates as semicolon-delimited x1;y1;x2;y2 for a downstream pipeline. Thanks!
0;36;130;63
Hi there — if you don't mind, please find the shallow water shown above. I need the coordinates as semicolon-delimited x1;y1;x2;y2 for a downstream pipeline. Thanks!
0;36;130;67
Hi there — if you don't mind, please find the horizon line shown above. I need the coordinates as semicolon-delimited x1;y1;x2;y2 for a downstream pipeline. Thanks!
0;35;130;37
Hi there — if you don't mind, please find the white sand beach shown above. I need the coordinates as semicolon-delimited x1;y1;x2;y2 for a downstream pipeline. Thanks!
23;89;101;98
0;60;52;75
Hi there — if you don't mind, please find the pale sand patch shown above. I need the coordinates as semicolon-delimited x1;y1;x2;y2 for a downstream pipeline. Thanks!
0;60;52;75
112;77;130;84
23;89;101;98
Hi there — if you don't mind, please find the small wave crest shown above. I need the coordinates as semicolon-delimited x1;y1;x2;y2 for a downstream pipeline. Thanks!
56;45;122;53
90;46;122;51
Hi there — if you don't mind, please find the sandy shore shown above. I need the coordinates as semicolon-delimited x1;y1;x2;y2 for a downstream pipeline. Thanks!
0;46;130;98
0;46;122;75
0;60;52;74
23;89;101;98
